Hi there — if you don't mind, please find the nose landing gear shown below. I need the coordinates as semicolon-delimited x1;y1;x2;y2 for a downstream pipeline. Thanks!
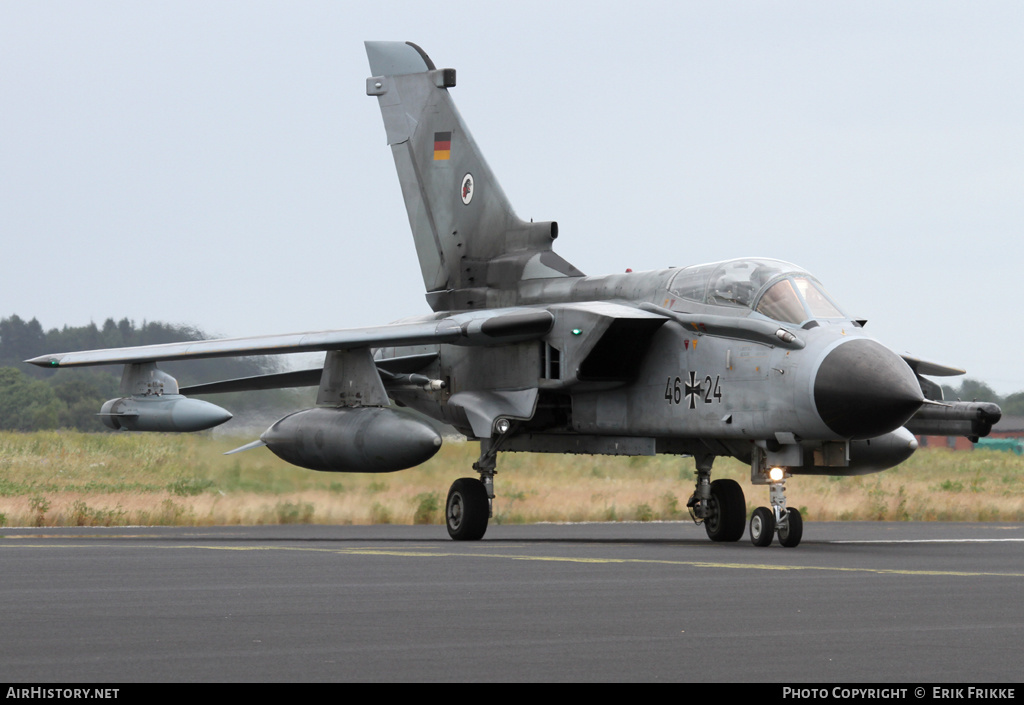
749;466;803;547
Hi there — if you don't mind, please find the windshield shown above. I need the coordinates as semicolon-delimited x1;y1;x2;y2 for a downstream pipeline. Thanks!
667;258;846;324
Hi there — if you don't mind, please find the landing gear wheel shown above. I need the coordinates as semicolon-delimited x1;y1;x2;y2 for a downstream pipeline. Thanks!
778;507;803;548
749;506;775;547
446;478;489;541
704;479;746;542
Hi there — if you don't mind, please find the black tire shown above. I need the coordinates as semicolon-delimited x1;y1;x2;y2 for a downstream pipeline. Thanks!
778;507;803;548
749;506;775;547
446;478;489;541
704;479;746;542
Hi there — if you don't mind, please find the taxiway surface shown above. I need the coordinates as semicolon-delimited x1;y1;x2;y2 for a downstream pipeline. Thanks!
1;522;1021;682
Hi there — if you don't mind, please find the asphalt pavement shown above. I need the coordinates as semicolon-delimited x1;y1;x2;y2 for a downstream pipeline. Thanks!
1;521;1021;682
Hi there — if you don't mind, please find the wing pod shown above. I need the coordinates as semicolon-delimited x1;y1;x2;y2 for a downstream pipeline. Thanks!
99;362;231;432
99;395;232;432
259;407;442;473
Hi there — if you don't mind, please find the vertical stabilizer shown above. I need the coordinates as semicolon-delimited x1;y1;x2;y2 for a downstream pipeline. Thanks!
366;41;582;311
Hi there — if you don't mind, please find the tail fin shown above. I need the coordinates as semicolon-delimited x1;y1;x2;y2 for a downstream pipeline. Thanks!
365;41;583;311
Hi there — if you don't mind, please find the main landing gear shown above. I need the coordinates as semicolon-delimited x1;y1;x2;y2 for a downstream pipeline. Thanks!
687;455;746;542
445;436;501;541
445;477;489;541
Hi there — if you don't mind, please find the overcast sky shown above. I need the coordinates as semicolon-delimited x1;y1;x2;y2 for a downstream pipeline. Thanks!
2;2;1022;393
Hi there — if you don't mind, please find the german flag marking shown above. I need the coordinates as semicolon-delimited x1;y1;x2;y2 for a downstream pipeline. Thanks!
433;131;452;160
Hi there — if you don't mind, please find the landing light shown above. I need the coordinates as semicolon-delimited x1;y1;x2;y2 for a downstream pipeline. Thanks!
769;467;785;482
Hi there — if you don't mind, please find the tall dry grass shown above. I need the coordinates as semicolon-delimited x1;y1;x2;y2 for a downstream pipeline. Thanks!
0;431;1020;526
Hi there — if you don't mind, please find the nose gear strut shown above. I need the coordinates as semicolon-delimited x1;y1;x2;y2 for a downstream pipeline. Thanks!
749;450;804;547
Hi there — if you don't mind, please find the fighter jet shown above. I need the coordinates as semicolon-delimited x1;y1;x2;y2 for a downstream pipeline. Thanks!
28;41;1002;547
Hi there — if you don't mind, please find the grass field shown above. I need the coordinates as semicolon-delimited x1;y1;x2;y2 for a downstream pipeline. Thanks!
0;431;1021;527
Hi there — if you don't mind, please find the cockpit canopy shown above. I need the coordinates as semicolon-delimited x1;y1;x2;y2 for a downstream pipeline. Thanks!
667;258;846;325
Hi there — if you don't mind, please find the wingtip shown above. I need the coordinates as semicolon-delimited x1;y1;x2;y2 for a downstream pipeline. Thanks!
25;355;61;368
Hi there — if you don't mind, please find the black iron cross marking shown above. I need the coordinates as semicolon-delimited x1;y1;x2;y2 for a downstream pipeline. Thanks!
684;371;702;409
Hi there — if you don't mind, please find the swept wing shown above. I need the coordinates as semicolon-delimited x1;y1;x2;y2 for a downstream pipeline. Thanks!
26;309;556;369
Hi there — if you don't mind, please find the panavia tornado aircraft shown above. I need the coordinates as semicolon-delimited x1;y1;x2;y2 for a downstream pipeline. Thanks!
29;41;1002;547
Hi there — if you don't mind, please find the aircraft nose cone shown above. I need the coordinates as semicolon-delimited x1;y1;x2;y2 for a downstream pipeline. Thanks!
813;339;923;439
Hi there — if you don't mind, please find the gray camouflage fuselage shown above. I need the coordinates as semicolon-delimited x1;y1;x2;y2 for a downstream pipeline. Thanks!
26;41;1003;546
376;265;922;475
